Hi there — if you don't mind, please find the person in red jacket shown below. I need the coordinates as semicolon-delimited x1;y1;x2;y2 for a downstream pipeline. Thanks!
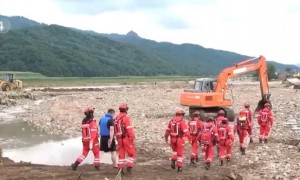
71;107;100;171
257;103;274;143
217;118;234;165
215;110;229;127
243;103;254;143
114;104;135;174
188;111;203;164
198;117;219;170
234;110;250;155
165;109;191;172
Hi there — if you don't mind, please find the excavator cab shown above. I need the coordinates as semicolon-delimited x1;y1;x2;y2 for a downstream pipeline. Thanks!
5;73;15;83
194;78;216;92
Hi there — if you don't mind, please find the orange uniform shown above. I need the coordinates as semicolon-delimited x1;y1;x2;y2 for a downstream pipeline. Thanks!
114;112;136;169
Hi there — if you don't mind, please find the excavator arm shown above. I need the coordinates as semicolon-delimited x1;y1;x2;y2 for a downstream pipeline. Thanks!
214;56;271;111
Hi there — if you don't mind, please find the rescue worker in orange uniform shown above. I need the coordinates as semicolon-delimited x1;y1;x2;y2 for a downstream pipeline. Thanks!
257;103;274;143
198;117;219;170
243;103;254;143
165;109;191;172
215;110;229;127
114;104;136;174
188;111;203;164
71;107;100;171
234;110;250;155
217;118;234;166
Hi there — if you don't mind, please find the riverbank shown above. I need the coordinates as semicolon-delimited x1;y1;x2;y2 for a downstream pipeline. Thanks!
1;80;300;179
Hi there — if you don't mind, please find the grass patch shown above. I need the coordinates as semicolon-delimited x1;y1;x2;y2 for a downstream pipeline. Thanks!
0;72;199;87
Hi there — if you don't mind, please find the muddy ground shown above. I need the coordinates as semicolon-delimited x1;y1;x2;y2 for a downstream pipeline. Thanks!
1;80;300;180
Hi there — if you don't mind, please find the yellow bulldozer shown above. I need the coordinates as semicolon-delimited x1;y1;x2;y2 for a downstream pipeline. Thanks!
294;72;300;79
0;73;23;91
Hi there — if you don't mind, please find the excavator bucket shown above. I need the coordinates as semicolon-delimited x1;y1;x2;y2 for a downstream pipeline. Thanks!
255;96;272;112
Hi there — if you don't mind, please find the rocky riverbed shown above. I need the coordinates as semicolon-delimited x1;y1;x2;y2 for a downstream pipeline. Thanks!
1;80;300;179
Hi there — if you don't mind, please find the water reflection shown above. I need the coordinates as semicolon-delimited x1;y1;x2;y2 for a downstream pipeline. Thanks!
4;137;113;166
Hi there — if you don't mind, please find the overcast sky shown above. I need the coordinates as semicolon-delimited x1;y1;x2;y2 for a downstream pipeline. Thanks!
0;0;299;65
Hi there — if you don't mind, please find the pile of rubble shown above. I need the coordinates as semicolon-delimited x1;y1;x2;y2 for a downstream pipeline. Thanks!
0;91;36;107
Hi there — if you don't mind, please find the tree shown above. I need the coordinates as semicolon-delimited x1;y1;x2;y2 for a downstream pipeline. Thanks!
285;67;292;73
267;63;277;80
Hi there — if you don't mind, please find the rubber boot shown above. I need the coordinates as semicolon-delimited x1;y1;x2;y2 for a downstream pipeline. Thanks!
264;139;268;143
259;139;263;143
171;160;176;169
127;167;132;175
250;138;253;143
205;162;211;170
177;167;182;172
71;161;79;171
226;157;230;163
94;165;100;171
190;159;196;165
242;148;246;155
220;160;224;166
195;157;199;162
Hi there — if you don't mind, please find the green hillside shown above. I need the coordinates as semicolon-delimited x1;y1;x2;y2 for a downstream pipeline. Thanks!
0;25;175;76
0;15;298;77
102;31;299;74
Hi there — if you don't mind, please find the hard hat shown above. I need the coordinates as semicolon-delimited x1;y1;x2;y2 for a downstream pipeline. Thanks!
239;110;247;115
119;104;129;110
218;110;225;115
244;102;250;107
264;103;270;107
84;107;95;113
207;117;214;122
193;111;200;115
175;109;185;115
239;110;247;120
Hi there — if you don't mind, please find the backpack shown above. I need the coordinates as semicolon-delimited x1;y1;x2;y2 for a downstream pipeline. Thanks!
218;125;227;141
170;118;183;136
189;120;198;135
114;116;126;138
201;124;214;145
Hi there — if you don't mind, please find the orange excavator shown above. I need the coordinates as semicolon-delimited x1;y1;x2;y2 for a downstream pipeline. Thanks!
180;56;271;121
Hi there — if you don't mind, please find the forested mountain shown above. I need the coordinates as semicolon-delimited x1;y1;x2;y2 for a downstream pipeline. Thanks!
0;15;298;77
101;31;299;74
0;25;175;76
0;15;44;30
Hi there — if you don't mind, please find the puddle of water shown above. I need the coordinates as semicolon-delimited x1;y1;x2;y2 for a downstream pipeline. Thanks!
0;106;26;124
0;121;63;149
4;137;113;166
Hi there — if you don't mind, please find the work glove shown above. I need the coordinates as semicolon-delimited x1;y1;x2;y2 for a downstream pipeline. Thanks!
165;137;168;144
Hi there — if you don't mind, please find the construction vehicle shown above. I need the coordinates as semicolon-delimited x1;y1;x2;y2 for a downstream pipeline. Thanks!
180;56;271;122
0;73;23;91
294;72;300;79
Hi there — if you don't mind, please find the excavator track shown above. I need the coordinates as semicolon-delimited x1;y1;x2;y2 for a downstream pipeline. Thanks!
189;107;235;122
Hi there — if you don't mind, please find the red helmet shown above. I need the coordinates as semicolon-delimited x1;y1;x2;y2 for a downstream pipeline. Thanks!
84;107;95;113
193;111;200;116
119;104;129;110
239;110;247;116
239;110;247;120
264;103;270;107
244;102;250;108
218;110;225;115
207;117;214;122
175;109;185;115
